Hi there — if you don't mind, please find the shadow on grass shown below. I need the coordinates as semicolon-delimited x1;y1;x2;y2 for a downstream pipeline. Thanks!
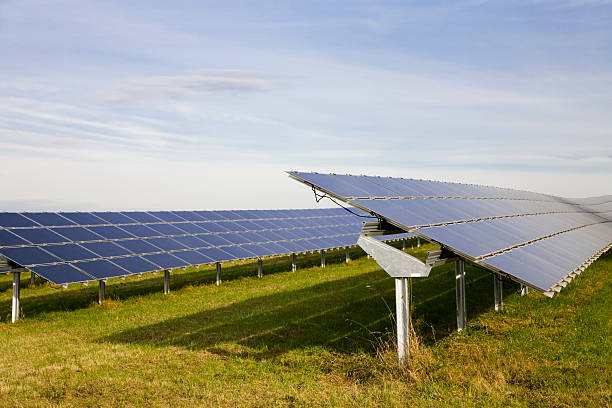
99;260;515;358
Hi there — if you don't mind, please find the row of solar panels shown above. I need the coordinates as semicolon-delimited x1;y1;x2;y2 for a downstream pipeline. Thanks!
289;172;612;295
290;172;612;204
0;207;412;286
2;230;412;286
0;208;355;228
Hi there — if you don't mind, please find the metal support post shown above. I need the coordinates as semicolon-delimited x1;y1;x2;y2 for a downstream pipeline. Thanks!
98;280;105;305
291;253;297;272
455;260;466;332
417;237;421;248
216;262;221;286
30;271;36;286
257;258;263;278
395;277;410;365
321;249;326;268
11;272;20;323
163;270;170;294
345;247;350;263
402;239;406;251
494;274;503;311
520;284;528;296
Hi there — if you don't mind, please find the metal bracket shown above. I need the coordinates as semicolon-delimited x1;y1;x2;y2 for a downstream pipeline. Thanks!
357;235;432;278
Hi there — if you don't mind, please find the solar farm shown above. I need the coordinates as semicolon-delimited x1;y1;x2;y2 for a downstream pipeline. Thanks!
1;172;610;407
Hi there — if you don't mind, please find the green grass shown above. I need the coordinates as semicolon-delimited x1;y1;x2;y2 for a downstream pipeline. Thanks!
0;241;610;407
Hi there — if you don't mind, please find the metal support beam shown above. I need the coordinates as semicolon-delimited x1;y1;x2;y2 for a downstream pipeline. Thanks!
520;284;529;296
163;270;170;294
257;258;263;278
494;274;504;311
291;253;297;272
321;249;326;268
216;262;221;286
98;280;105;305
11;271;20;323
417;237;421;247
455;260;466;332
30;271;36;286
395;277;410;365
345;247;350;263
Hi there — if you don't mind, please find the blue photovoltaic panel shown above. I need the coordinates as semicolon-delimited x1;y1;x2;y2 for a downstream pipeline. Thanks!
239;244;274;257
172;222;207;234
60;212;108;226
29;264;93;285
148;211;185;222
0;230;30;247
81;241;133;257
22;212;75;227
119;224;160;238
195;234;232;247
41;244;100;262
11;228;69;245
75;259;128;279
171;211;206;221
199;247;234;262
87;225;135;240
173;250;214;265
111;256;160;274
198;222;231;233
92;212;138;224
51;227;103;242
172;235;209;249
220;245;257;260
145;237;187;251
0;213;40;228
192;211;225;221
147;223;186;236
116;239;161;254
1;246;61;266
121;212;161;223
143;253;189;269
221;233;250;245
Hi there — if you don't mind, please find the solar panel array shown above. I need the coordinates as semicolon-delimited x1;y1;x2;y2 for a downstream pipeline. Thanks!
289;171;612;296
0;208;406;285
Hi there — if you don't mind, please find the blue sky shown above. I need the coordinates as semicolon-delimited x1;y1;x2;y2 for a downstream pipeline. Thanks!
1;0;611;210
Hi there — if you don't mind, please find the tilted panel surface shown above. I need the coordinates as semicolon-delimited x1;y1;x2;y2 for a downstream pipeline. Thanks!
0;208;409;285
288;171;612;294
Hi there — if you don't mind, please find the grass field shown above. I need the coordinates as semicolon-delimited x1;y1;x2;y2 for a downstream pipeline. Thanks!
0;241;610;407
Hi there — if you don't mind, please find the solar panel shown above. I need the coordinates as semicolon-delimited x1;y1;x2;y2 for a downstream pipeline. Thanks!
60;212;109;226
11;228;68;245
51;227;103;242
110;256;160;274
41;244;100;262
173;250;214;265
143;253;189;269
87;226;135;240
75;259;128;279
81;241;133;257
289;171;612;294
0;213;39;228
23;212;75;227
28;264;93;285
0;230;30;247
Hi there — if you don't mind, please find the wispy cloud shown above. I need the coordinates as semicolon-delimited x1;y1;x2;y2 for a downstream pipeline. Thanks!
99;70;289;104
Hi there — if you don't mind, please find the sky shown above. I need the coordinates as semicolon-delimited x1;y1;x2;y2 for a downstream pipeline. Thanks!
1;0;611;211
